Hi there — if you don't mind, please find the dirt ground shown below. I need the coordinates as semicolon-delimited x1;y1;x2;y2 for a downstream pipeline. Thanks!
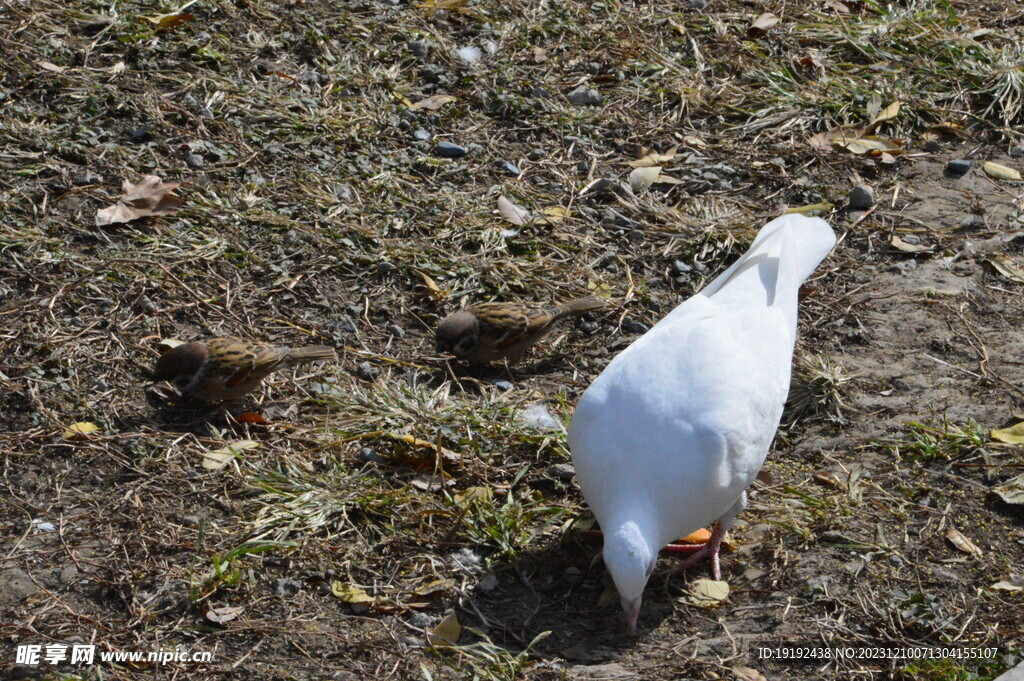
2;1;1023;680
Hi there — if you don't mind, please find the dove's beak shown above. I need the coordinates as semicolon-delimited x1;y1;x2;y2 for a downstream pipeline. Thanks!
623;598;641;635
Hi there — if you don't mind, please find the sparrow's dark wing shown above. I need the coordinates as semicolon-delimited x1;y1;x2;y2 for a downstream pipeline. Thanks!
206;337;290;387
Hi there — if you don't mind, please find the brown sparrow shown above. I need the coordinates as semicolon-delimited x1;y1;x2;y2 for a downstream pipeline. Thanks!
436;297;605;364
152;337;337;402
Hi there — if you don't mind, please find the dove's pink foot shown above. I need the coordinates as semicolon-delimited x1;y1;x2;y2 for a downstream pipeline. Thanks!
669;521;726;580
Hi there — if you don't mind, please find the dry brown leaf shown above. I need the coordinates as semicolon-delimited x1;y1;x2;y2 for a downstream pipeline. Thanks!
413;578;456;597
144;13;194;29
39;61;68;73
206;606;244;624
993;472;1024;505
945;527;983;556
991;422;1024;444
535;206;570;224
808;124;866;150
747;12;780;38
410;94;456;110
986;255;1024;284
992;575;1024;591
627;145;679;168
454;486;493;507
202;440;259;470
983;161;1022;181
331;582;376;603
426;612;461;647
96;175;182;226
687;579;729;608
835;135;901;155
416;271;446;302
733;665;768;681
890;235;933;254
870;101;901;125
497;195;531;225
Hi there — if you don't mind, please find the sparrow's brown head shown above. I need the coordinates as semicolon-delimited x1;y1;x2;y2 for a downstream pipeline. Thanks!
152;342;209;382
435;310;480;357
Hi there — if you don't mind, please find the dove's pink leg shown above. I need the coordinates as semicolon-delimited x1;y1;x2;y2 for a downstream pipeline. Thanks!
667;520;725;580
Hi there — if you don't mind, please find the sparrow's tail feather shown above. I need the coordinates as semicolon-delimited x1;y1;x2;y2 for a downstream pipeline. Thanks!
285;346;338;364
559;296;607;315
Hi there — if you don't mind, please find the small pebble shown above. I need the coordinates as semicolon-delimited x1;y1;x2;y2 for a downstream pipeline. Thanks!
566;86;603;106
357;448;384;465
331;316;357;333
386;323;406;338
434;141;467;158
923;138;942;152
621;318;649;334
130;125;153;142
686;0;707;8
1011;144;1024;158
848;184;875;210
550;463;576;480
946;159;971;177
198;106;214;118
315;583;331;596
185;154;205;169
273;578;302;597
356;361;380;381
526;149;545;161
412;127;431;141
673;260;692;275
72;170;103;186
484;378;514;391
336;183;356;203
376;261;397;274
408;41;429;58
579;320;599;334
408;612;434;629
495;160;520;176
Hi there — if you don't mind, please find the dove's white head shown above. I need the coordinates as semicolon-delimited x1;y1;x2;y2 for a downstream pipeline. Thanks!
602;521;657;635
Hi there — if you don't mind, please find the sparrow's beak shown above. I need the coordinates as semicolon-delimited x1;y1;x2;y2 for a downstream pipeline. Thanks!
623;597;641;635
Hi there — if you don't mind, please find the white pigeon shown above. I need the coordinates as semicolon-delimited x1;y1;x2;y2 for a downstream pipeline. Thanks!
568;214;836;634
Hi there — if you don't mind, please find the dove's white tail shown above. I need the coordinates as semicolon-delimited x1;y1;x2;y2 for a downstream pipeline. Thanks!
698;214;835;310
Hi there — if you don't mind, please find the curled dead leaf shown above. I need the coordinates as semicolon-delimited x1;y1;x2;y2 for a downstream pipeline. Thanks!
331;582;376;603
944;527;983;556
156;338;185;355
144;13;194;29
96;175;182;226
993;472;1024;505
747;12;780;38
426;612;461;647
986;255;1024;284
890;235;934;254
786;202;834;217
202;440;259;470
497;195;531;225
206;605;244;624
410;94;456;110
687;578;729;608
627;145;679;168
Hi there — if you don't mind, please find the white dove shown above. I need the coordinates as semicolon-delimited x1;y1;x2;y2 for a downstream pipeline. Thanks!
568;214;836;634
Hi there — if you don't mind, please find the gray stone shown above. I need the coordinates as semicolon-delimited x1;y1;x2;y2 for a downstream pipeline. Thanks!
566;86;603;106
412;127;431;141
356;361;380;381
408;41;429;58
357;448;384;464
73;170;103;186
848;184;875;209
496;160;520;176
273;578;301;597
435;141;467;158
946;159;971;176
185;154;205;169
551;463;576;480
